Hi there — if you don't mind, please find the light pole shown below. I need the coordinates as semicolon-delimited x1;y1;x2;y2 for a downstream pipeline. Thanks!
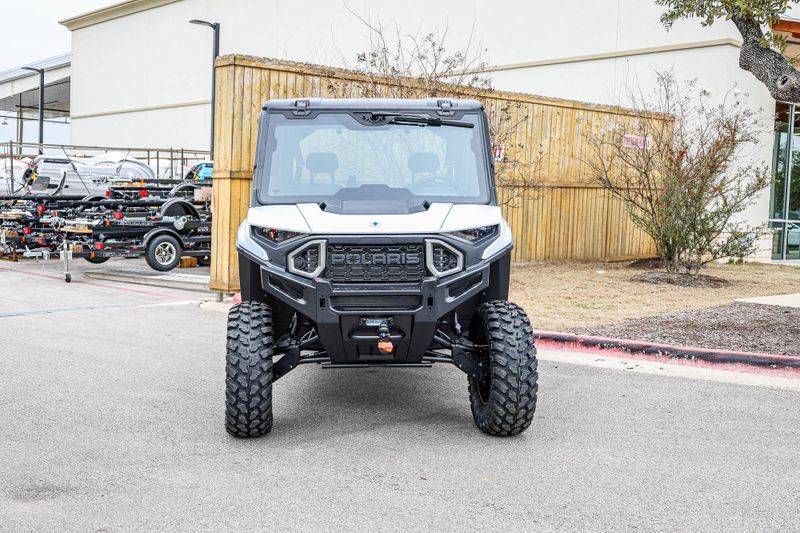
189;19;220;160
21;66;44;154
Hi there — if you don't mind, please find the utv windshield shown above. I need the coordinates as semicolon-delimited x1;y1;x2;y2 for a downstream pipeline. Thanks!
255;111;490;206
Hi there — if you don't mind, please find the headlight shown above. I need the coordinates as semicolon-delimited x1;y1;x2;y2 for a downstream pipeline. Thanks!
255;226;305;243
447;225;498;243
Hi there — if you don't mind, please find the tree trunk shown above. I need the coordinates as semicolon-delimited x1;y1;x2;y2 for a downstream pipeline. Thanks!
733;16;800;103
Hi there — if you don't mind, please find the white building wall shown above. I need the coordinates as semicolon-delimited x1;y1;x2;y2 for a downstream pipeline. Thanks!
71;105;209;150
67;0;749;150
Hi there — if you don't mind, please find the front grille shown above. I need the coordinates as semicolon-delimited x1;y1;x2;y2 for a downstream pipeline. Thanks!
325;244;425;283
329;294;422;312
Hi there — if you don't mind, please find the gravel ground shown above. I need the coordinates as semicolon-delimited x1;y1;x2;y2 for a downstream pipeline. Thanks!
574;302;800;356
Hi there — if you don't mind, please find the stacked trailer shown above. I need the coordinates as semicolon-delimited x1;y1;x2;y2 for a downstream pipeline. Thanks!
0;185;211;282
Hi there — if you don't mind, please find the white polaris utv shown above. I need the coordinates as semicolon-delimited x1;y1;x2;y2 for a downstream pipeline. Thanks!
227;98;538;437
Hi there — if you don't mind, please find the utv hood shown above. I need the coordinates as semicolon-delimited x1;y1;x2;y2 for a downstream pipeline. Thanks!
245;203;504;234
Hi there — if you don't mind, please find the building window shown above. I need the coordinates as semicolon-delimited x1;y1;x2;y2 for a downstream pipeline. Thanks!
770;102;800;260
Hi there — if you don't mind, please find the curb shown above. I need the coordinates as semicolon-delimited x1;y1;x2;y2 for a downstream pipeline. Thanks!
534;330;800;369
84;269;211;293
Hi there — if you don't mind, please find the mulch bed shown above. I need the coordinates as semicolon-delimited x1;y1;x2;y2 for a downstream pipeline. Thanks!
630;271;730;288
626;258;663;270
572;302;800;357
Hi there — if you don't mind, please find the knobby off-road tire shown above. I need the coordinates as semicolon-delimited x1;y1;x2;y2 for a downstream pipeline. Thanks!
468;300;538;436
225;301;275;438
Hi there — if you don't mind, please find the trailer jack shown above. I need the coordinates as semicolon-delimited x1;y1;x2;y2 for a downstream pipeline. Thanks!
22;239;73;282
61;238;72;283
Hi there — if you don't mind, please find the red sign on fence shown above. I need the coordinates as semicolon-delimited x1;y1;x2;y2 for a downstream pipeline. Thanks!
492;144;506;161
622;134;649;150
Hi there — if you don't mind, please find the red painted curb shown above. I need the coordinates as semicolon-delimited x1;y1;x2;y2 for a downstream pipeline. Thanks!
534;330;800;369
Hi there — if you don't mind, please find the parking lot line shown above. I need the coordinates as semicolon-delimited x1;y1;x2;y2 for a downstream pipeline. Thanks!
0;264;199;300
0;300;197;318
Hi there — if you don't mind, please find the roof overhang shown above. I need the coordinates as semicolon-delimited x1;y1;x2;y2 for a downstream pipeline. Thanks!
59;0;181;31
773;18;800;62
774;18;800;38
0;53;71;86
0;54;72;118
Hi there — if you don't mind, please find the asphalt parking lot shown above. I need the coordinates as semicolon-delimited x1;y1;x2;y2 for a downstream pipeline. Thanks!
1;259;799;532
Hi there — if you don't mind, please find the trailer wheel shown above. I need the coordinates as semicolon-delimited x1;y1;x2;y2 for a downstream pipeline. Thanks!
145;234;181;271
468;300;538;437
81;193;106;202
84;256;110;264
78;194;108;213
226;301;274;438
158;198;199;218
169;182;198;197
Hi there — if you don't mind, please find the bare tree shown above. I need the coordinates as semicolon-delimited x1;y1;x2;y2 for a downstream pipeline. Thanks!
327;13;542;204
583;72;769;274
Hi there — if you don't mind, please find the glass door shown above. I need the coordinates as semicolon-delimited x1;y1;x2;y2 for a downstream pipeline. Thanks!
770;102;800;260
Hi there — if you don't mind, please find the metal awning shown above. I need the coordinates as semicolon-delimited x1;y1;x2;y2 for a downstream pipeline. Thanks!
0;53;71;121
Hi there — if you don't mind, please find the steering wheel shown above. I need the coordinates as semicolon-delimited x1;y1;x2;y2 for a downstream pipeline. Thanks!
410;176;464;195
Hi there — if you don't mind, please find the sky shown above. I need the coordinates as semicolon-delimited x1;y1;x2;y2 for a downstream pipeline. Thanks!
0;0;111;72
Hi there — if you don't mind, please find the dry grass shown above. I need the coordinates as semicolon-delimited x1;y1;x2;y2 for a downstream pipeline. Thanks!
509;261;800;331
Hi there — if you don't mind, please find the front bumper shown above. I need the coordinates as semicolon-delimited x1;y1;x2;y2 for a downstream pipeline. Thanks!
243;246;504;364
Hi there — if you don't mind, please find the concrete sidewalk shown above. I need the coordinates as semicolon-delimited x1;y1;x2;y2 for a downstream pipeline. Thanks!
736;293;800;308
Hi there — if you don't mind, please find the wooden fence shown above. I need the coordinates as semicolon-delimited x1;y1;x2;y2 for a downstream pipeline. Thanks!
210;54;657;293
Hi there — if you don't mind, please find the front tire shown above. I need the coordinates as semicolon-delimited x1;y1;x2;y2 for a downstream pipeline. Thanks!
468;301;538;436
225;301;274;438
84;256;110;264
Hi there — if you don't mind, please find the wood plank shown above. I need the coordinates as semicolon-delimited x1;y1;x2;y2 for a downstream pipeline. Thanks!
239;66;254;172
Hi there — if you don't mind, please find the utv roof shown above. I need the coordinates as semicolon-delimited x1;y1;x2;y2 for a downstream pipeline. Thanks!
262;97;483;112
